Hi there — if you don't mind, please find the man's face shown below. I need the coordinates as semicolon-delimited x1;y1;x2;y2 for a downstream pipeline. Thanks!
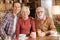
36;7;45;19
13;3;21;14
21;6;30;18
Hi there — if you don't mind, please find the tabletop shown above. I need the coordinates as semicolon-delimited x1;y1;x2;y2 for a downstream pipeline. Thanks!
27;36;59;40
1;36;60;40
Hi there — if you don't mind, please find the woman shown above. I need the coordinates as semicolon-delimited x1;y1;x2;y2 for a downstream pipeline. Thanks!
16;6;36;39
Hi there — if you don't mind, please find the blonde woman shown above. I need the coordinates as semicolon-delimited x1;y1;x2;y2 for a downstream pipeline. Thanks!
16;6;36;40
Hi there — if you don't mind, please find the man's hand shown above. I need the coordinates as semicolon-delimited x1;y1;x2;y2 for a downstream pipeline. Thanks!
41;32;46;37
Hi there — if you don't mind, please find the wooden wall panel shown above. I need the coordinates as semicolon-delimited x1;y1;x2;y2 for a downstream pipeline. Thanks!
55;0;60;5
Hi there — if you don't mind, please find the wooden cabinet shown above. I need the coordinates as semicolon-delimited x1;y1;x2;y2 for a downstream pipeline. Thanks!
53;0;60;5
0;4;5;11
5;3;13;11
0;0;41;11
0;0;41;18
55;0;60;5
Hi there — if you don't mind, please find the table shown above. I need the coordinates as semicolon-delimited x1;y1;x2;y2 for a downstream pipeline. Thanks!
27;36;59;40
1;36;59;40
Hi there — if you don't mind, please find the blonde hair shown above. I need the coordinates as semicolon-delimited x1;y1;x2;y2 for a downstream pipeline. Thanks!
21;6;30;14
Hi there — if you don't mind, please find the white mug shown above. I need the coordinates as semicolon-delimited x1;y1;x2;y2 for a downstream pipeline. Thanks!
19;34;26;40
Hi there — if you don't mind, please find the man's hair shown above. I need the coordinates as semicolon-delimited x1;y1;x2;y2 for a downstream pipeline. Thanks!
13;2;21;7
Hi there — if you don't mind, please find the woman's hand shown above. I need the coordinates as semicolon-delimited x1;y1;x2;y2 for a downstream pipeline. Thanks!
30;32;36;38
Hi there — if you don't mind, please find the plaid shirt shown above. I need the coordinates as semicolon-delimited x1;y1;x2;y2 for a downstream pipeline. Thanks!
0;12;19;38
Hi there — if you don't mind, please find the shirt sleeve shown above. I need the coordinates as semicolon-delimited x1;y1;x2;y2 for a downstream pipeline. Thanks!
31;19;36;32
49;18;56;31
0;14;9;37
16;19;20;38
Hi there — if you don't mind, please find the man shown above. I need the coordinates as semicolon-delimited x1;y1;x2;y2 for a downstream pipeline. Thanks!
36;7;57;37
16;6;36;40
0;2;21;39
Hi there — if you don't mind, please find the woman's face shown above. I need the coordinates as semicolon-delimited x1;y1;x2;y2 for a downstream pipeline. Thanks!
21;7;30;18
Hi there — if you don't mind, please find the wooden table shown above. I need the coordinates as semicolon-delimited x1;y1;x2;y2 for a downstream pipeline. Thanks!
27;36;59;40
2;36;59;40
